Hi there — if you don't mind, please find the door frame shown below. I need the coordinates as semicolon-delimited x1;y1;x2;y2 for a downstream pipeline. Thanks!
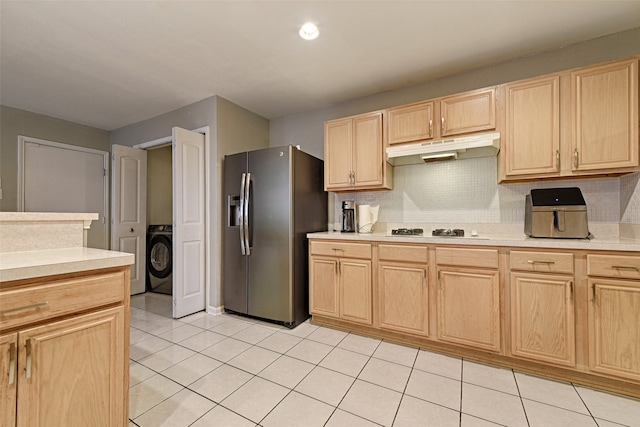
133;126;212;315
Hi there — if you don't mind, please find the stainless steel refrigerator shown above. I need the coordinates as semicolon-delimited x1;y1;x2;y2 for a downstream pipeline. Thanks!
223;145;327;327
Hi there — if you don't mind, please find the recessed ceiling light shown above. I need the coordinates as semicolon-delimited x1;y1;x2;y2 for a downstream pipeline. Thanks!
299;22;319;40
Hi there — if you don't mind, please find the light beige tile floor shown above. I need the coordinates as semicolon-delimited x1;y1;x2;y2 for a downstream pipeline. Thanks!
129;293;640;427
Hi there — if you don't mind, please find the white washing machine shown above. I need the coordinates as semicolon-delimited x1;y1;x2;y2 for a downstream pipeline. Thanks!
146;224;173;295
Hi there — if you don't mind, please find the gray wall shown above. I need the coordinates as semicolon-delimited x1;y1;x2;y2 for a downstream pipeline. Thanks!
0;105;111;211
110;95;269;311
270;27;640;157
269;28;640;229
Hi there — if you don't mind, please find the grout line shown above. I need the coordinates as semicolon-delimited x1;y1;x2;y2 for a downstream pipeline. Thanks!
512;368;531;427
132;302;640;427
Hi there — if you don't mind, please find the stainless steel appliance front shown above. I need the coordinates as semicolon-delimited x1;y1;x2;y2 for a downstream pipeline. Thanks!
223;146;327;327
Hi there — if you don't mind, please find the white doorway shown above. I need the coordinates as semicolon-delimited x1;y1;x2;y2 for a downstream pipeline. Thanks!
112;126;210;318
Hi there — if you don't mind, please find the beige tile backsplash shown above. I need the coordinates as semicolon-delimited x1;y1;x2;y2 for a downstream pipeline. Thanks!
334;157;640;236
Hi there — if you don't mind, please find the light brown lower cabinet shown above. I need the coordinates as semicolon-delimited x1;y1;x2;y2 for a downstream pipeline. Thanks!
1;333;17;427
588;278;640;382
377;244;429;336
0;267;130;427
340;259;372;324
510;272;575;367
308;239;640;398
437;267;501;352
309;241;373;326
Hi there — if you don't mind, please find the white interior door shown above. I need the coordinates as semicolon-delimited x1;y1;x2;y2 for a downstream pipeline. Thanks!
173;127;206;318
112;145;147;295
18;137;109;249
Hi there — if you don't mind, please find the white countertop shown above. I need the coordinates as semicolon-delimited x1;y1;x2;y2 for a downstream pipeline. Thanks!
0;212;98;222
307;231;640;252
0;247;135;282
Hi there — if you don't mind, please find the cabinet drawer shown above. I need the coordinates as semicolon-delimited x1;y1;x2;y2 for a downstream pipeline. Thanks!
436;247;498;269
378;244;428;263
0;270;126;331
587;254;640;279
310;240;372;259
510;251;574;274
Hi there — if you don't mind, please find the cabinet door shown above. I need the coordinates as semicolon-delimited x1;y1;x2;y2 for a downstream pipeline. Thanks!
572;59;638;172
510;272;575;367
440;88;496;137
387;101;434;145
309;257;340;318
588;279;640;381
324;118;353;190
505;76;560;176
378;262;428;336
16;307;125;427
352;112;383;188
340;259;372;325
1;333;17;427
437;268;501;352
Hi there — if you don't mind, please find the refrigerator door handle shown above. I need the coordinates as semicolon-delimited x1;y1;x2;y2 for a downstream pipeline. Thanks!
244;172;252;255
239;172;247;255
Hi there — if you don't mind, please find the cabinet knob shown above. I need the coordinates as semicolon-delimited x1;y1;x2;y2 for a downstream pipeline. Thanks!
129;228;134;233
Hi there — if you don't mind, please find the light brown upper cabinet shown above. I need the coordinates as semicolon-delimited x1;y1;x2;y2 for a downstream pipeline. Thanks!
387;88;496;146
440;88;496;137
501;57;639;182
386;101;435;145
572;58;638;172
324;111;393;192
504;75;561;177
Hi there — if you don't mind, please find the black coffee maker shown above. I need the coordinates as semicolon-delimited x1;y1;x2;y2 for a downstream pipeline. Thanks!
342;201;356;232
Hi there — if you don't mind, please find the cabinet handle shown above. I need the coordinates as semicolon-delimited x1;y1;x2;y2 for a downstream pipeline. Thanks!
8;342;16;385
337;260;341;275
555;150;560;170
429;119;433;138
527;260;555;265
441;117;445;135
573;149;579;168
592;283;596;304
569;281;574;303
25;339;32;379
437;270;442;289
612;265;640;271
423;270;427;288
0;301;49;316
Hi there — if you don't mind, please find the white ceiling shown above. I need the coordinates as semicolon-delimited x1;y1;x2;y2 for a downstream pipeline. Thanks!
1;1;639;131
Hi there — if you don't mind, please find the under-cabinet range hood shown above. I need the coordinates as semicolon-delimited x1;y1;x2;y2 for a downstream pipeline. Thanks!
386;132;500;166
